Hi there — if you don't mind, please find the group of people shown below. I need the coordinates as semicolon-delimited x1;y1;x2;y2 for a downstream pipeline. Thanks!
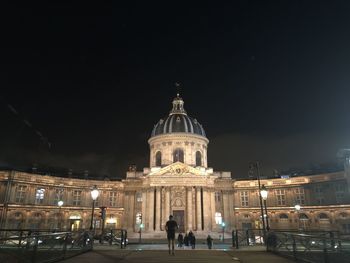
165;215;215;255
176;231;196;249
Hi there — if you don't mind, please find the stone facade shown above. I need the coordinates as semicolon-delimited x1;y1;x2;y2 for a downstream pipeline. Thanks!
0;95;350;238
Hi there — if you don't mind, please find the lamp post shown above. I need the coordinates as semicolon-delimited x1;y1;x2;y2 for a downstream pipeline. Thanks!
90;185;99;231
250;162;267;242
57;200;64;230
260;185;270;231
139;223;144;243
221;222;226;242
294;204;301;231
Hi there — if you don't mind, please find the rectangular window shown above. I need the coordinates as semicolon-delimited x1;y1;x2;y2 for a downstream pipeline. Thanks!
136;192;142;202
72;190;82;206
109;192;117;207
275;189;286;206
240;191;249;207
15;185;27;203
295;188;305;205
215;192;221;202
335;184;346;204
315;185;324;205
35;188;45;204
54;188;64;205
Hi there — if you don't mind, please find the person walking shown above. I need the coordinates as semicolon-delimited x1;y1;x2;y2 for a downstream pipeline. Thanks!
207;235;213;249
191;233;196;249
165;215;178;255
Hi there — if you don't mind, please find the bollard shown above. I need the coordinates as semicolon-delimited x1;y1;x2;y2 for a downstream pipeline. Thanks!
109;229;113;245
232;230;235;247
292;235;297;260
235;230;239;249
246;230;249;246
31;234;39;263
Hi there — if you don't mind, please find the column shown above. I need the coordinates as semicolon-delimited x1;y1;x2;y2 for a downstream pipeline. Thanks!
141;190;147;228
128;192;135;231
147;188;154;231
196;187;202;231
210;190;216;231
165;188;170;220
203;188;211;231
223;191;230;230
228;191;235;229
155;187;161;231
187;187;193;231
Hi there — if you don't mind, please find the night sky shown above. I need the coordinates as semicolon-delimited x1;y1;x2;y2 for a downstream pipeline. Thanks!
1;1;350;179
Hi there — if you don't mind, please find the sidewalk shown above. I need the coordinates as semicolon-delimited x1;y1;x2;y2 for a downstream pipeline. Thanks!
60;247;295;263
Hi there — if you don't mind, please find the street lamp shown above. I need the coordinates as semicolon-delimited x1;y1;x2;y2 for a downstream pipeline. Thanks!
260;185;270;231
90;185;100;231
294;204;301;231
250;162;266;242
139;223;144;243
57;200;64;230
221;222;226;242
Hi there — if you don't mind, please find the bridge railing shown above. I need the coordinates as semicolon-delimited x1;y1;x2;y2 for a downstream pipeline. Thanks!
266;231;350;263
0;229;92;263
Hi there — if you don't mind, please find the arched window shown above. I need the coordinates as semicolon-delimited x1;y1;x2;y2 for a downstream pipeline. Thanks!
319;213;329;220
155;151;162;166
299;213;309;220
195;151;202;166
279;213;289;220
173;148;184;163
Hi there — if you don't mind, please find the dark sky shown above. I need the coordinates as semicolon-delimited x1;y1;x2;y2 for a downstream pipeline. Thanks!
1;1;350;179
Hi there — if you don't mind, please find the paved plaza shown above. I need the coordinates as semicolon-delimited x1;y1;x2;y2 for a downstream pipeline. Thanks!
60;244;295;263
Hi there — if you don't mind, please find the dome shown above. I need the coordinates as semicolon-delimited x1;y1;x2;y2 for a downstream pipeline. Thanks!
151;95;206;138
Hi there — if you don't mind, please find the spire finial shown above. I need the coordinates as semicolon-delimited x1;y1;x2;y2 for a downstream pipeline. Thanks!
175;82;181;97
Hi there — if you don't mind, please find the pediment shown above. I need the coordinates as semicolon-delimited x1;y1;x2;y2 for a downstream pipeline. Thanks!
149;162;204;176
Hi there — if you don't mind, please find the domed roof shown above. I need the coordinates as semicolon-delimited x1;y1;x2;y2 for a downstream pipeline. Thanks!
151;95;206;138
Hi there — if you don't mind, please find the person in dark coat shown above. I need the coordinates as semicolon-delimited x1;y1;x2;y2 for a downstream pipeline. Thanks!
177;233;184;247
165;215;178;255
191;234;196;249
207;235;213;249
184;233;189;247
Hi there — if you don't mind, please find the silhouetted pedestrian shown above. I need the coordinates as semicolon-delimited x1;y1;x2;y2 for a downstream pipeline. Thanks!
165;215;178;255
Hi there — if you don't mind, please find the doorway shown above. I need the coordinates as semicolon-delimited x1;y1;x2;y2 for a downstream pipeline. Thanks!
173;210;185;233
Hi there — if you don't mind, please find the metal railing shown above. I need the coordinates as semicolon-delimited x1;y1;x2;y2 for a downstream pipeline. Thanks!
95;228;128;248
266;231;350;263
0;229;92;263
231;229;343;249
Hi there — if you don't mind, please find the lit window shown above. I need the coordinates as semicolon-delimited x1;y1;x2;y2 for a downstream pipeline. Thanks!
240;191;249;207
136;212;142;225
215;212;222;225
54;188;64;205
136;192;142;202
35;188;45;204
